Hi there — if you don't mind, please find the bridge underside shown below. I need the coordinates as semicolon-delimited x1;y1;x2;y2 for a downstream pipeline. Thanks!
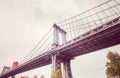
59;23;120;61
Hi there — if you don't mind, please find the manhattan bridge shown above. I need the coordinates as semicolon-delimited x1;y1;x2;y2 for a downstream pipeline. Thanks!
0;0;120;78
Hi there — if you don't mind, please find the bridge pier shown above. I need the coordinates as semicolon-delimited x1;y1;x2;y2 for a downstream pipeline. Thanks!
51;54;62;78
51;55;73;78
51;54;57;73
63;60;73;78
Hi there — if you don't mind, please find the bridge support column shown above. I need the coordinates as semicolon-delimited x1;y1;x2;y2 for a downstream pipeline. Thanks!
51;54;57;73
51;54;62;78
63;60;73;78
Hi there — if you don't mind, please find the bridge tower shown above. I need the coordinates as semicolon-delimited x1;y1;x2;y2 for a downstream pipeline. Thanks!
51;23;73;78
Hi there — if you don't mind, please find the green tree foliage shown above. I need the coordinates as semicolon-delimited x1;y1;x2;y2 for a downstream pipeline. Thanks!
51;69;62;78
106;51;120;78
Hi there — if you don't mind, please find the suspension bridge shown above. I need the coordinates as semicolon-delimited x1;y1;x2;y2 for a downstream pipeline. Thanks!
0;0;120;78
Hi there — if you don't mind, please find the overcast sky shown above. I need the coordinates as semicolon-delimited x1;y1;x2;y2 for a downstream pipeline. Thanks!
0;0;120;78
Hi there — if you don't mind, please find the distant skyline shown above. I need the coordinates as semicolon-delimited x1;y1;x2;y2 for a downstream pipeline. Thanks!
0;0;120;78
